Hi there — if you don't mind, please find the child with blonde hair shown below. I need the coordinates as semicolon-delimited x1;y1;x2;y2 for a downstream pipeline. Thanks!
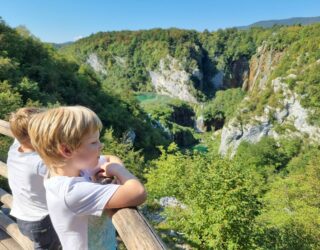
28;106;146;249
7;107;61;249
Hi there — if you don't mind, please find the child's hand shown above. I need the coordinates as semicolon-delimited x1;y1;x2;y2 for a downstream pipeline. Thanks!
98;177;120;185
93;162;122;184
91;168;109;183
100;162;123;177
111;178;121;184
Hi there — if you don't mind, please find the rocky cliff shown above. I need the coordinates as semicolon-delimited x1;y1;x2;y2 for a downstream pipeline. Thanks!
149;55;200;103
219;74;320;156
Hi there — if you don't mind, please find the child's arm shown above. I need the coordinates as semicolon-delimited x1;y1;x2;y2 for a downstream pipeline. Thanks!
64;163;146;217
102;163;147;209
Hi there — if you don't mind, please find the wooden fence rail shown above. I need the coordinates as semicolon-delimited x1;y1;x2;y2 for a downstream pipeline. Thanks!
0;119;166;250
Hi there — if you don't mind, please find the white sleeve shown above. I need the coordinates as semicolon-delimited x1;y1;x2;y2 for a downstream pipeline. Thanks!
65;179;120;216
13;139;20;146
9;139;20;151
37;161;48;177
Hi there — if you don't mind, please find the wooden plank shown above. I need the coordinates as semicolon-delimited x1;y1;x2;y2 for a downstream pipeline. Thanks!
0;121;13;139
0;189;12;209
0;242;9;250
0;211;33;250
0;162;7;179
112;208;167;250
0;229;23;250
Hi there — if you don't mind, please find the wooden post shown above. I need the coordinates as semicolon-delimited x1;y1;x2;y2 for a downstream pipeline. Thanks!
112;208;166;250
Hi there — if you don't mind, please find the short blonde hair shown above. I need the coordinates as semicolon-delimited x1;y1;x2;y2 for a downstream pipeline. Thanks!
9;107;44;144
28;106;102;168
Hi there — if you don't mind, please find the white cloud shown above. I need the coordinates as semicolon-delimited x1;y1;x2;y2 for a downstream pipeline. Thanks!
73;35;84;41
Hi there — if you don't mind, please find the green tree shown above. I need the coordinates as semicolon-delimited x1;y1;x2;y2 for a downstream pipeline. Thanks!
146;146;261;249
256;151;320;249
0;81;22;119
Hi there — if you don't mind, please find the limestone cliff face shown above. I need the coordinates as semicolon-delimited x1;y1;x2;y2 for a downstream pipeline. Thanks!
211;57;249;90
149;56;200;103
219;115;273;156
272;76;320;141
86;52;203;103
218;44;286;155
225;57;250;89
243;43;283;92
219;76;320;156
211;43;283;92
86;53;107;75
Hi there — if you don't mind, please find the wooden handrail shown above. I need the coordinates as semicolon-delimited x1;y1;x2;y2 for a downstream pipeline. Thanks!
0;187;12;208
0;120;13;138
113;208;166;249
0;161;8;178
0;119;167;250
0;210;33;250
0;228;23;250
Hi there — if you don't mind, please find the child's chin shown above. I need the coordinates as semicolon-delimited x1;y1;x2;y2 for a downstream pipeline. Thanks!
90;159;99;168
79;159;99;170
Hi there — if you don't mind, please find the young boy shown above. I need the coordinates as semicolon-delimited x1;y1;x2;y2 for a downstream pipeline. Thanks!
7;107;61;249
28;106;147;250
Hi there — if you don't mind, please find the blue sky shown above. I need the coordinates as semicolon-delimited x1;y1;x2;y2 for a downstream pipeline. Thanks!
1;0;320;43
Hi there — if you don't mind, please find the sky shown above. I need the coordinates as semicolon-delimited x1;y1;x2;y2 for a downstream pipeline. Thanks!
1;0;320;43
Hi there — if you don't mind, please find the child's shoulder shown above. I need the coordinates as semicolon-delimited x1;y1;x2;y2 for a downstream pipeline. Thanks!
9;139;38;157
45;176;95;194
45;175;84;188
8;140;44;170
44;176;87;203
8;139;20;153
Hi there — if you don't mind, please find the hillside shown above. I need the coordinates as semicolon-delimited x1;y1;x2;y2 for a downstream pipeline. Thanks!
58;24;320;150
0;18;170;166
238;16;320;29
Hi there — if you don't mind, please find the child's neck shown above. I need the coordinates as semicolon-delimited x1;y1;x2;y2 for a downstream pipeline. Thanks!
18;143;35;153
51;166;81;177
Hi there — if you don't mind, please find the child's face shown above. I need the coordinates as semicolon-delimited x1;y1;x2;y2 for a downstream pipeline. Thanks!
70;130;103;170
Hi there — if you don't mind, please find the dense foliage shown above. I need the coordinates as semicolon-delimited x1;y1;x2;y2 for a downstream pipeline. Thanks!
0;18;170;160
146;138;320;249
203;88;245;130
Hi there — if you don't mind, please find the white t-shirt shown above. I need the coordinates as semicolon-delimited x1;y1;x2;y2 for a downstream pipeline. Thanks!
44;175;120;250
7;140;48;221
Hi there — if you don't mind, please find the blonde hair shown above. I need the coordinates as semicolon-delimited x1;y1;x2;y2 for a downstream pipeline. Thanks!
28;106;102;168
9;107;44;144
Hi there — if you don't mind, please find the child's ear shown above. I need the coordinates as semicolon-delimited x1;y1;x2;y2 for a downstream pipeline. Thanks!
58;144;73;158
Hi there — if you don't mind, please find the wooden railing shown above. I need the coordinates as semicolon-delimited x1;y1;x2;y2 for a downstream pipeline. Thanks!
0;119;166;250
